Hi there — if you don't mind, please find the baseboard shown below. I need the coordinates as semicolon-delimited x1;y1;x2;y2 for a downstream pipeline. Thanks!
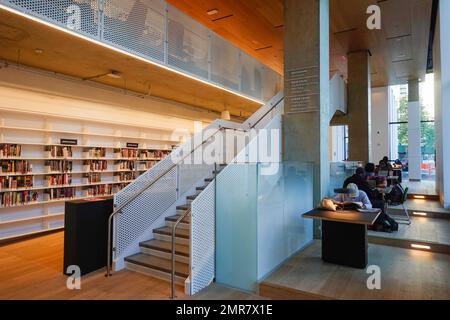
0;227;63;247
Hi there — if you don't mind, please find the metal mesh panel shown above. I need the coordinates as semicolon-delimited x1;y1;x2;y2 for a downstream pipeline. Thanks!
211;34;240;91
240;51;263;100
167;4;209;79
178;164;214;197
190;180;215;295
103;0;165;62
115;166;177;257
4;0;100;37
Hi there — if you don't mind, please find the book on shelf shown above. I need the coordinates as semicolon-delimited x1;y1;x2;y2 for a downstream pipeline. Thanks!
114;172;134;182
114;148;138;159
0;144;22;158
83;160;108;172
1;160;33;174
83;147;106;158
112;183;129;194
83;172;101;183
139;149;170;160
114;160;135;171
0;176;34;190
45;174;72;186
1;190;39;207
45;160;73;173
83;184;112;197
43;187;76;201
45;145;73;158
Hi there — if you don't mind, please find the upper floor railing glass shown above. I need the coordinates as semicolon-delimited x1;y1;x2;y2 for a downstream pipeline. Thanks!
0;0;283;103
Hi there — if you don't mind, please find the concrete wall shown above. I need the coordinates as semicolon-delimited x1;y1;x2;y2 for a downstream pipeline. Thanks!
371;87;389;163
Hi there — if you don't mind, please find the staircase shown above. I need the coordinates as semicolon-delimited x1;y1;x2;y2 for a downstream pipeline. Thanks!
123;165;224;285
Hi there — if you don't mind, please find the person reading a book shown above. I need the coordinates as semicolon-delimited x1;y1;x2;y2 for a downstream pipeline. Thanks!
334;183;372;209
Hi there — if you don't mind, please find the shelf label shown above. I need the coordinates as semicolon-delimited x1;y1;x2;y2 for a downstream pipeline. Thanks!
126;143;139;148
61;139;78;145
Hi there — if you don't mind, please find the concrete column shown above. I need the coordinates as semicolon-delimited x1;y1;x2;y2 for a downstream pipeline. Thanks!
407;79;422;181
284;0;330;237
347;51;372;163
434;0;450;208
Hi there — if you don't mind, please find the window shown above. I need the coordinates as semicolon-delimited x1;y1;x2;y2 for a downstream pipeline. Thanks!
388;74;436;180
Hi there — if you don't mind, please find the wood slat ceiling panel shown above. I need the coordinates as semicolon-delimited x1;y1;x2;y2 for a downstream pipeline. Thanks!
169;0;433;87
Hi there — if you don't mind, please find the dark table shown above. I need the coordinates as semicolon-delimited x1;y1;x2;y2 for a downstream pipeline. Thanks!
303;209;381;269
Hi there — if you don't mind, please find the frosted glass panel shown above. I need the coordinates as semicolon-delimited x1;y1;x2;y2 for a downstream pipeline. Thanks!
257;162;313;279
215;164;258;292
216;162;314;292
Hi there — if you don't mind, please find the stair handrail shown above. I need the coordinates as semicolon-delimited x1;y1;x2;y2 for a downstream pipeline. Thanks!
106;126;221;276
106;124;243;276
170;207;191;299
106;92;284;277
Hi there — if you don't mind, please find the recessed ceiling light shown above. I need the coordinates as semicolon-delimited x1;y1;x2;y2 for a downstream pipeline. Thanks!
107;70;122;79
35;48;44;54
207;9;219;15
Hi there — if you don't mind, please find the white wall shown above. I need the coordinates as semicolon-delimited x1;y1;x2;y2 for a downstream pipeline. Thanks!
371;87;389;164
0;64;218;133
434;1;450;208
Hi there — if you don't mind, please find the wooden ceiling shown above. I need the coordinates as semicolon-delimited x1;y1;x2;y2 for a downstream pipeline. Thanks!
168;0;433;87
0;7;262;119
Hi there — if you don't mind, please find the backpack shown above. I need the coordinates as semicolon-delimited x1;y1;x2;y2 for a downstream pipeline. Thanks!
388;184;404;205
369;213;399;233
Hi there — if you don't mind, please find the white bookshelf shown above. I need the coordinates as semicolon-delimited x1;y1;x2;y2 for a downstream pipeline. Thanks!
0;110;180;242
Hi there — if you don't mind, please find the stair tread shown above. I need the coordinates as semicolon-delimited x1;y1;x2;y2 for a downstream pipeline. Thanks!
187;195;198;200
166;214;191;223
176;204;191;210
154;226;190;239
125;253;189;277
140;239;190;257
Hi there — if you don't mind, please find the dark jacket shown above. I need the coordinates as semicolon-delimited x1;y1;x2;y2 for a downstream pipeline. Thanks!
343;174;375;199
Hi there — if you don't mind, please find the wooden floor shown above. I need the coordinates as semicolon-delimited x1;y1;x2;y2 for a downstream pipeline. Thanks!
260;241;450;300
0;232;185;300
369;216;450;246
190;283;268;300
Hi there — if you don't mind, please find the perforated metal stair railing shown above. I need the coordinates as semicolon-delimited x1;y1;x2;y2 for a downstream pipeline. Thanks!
107;92;284;284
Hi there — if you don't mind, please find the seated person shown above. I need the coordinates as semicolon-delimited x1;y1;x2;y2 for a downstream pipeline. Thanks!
344;167;377;199
365;163;376;177
334;183;372;209
367;175;388;188
378;156;393;173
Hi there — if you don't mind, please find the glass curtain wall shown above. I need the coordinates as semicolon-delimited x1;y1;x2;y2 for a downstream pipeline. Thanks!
388;74;436;181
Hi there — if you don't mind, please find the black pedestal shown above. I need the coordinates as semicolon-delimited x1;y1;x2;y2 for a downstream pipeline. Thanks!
64;197;113;276
322;220;368;269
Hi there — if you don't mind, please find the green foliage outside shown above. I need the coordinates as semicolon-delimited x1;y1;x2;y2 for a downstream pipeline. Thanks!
396;97;435;156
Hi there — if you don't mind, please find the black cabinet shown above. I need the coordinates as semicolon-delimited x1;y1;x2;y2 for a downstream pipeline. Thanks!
64;197;113;276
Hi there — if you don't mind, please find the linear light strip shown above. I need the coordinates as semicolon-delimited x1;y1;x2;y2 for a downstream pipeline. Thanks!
0;4;265;106
413;212;428;216
410;244;431;250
